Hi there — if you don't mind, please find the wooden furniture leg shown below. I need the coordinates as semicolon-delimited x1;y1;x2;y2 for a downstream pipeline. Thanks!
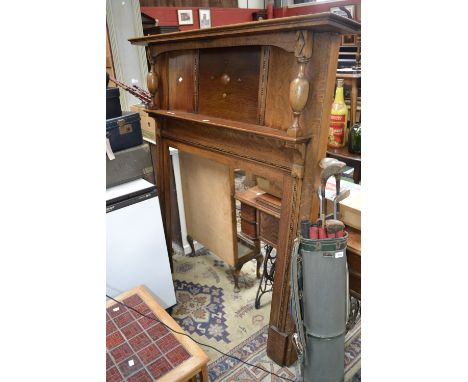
353;162;361;184
267;173;302;366
255;254;263;279
187;234;196;256
200;365;209;382
232;265;241;293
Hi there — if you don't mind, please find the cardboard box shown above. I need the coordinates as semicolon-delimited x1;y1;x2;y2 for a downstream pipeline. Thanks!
130;104;156;144
325;178;361;230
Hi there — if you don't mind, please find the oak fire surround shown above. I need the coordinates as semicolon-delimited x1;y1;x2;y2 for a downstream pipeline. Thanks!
130;13;360;366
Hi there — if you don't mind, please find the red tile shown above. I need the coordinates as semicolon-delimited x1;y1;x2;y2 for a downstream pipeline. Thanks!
117;356;143;378
146;323;169;341
156;333;180;353
127;369;153;382
128;332;151;352
106;366;123;382
107;304;128;319
114;312;134;328
130;303;152;320
107;313;111;322
121;321;143;340
107;319;117;335
138;313;159;329
147;357;172;379
166;345;190;367
111;343;134;364
106;331;125;350
137;344;162;364
106;352;115;370
123;294;144;308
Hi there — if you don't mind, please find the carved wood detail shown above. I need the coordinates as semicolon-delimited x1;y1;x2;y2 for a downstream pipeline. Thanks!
288;30;313;138
257;46;271;125
147;51;159;109
193;50;199;112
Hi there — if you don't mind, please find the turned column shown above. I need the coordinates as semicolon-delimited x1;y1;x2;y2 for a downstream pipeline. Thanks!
146;51;159;109
288;31;313;138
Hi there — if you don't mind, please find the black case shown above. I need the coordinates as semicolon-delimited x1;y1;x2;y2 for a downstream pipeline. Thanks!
106;112;143;153
106;87;122;119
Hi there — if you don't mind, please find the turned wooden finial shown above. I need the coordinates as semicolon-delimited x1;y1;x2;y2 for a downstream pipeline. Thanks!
146;50;159;109
288;31;313;138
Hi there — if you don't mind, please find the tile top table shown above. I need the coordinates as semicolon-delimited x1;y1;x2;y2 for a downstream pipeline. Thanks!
106;285;209;382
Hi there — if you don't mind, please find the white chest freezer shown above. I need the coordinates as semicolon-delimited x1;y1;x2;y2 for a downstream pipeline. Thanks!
106;179;176;308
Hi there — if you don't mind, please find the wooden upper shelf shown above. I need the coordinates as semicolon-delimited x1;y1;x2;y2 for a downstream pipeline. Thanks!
129;13;361;46
151;109;311;143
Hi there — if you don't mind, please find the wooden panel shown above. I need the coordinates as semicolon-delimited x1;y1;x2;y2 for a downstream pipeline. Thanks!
299;32;342;223
179;152;237;267
240;202;257;240
159;117;298;173
264;47;294;131
259;211;279;247
198;46;261;124
240;203;256;221
168;50;196;112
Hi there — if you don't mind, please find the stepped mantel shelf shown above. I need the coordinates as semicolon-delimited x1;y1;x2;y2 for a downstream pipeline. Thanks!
130;12;360;367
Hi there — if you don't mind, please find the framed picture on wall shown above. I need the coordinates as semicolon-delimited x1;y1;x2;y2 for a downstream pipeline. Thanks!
330;5;356;20
177;9;193;25
199;9;211;29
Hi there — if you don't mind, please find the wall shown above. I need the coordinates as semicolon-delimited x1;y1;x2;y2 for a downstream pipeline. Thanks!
140;0;237;6
238;0;266;8
107;0;148;110
274;0;360;21
141;6;262;31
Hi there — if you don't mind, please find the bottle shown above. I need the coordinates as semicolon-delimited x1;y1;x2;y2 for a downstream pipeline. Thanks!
348;123;361;154
328;79;348;148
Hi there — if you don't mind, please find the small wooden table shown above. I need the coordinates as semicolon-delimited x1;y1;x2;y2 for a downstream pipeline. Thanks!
106;285;209;382
326;145;361;184
336;72;361;127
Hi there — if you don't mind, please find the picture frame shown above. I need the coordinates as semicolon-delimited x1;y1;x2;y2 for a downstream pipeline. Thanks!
330;5;355;20
199;8;211;29
177;9;194;25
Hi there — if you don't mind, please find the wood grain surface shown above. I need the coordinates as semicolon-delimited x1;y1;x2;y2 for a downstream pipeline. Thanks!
179;152;237;267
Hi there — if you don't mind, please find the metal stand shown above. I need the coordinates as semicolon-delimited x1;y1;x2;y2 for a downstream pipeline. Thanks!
255;244;276;309
346;296;361;332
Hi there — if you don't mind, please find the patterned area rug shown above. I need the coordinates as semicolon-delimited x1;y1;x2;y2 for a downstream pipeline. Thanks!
171;251;361;381
172;251;272;362
209;319;361;382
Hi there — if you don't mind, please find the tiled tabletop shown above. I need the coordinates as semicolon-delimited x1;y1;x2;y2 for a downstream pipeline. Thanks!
106;287;208;382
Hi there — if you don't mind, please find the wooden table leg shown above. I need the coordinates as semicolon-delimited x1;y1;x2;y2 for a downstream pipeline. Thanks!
200;365;209;382
353;160;361;184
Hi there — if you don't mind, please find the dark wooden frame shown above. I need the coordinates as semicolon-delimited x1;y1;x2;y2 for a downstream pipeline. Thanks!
130;13;360;366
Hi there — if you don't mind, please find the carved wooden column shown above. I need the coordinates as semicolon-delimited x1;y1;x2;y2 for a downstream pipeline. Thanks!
288;31;313;138
146;51;159;109
267;168;304;365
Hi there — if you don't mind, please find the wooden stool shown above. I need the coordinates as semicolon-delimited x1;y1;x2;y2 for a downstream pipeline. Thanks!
106;285;209;382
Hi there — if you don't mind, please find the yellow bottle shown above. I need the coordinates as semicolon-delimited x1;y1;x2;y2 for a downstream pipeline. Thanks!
328;79;348;148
